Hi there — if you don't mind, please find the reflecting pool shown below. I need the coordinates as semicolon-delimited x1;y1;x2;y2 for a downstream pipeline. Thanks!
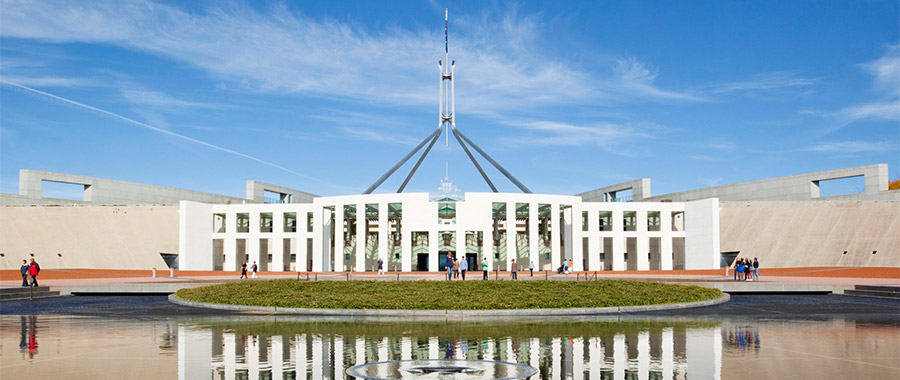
2;314;898;379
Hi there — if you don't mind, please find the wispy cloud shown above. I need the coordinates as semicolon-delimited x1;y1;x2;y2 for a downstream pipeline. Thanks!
0;79;341;187
806;140;897;154
0;0;697;116
120;88;225;110
824;44;900;132
499;119;664;156
0;75;96;87
699;71;817;94
341;127;421;146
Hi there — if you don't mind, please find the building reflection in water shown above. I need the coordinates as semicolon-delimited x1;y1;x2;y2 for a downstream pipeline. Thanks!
178;321;724;380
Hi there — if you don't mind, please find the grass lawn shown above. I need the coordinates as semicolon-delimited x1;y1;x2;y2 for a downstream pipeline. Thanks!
175;279;721;310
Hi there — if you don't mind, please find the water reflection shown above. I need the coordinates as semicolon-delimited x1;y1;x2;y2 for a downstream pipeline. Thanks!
180;321;723;379
2;316;898;379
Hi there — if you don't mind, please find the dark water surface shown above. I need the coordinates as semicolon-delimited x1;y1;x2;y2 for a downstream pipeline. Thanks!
1;295;897;379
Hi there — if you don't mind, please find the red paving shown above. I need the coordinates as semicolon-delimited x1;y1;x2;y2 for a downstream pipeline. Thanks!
1;266;897;282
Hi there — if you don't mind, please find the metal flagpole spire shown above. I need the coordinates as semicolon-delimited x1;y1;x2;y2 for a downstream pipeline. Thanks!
364;8;531;194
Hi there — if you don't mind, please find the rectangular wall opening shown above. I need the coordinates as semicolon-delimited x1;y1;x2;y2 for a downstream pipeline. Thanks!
813;175;865;198
212;239;224;271
41;180;87;201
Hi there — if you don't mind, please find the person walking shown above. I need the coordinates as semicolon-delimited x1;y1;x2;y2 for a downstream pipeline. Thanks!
459;256;468;280
28;259;40;287
240;262;248;279
736;259;744;281
753;258;760;281
446;253;454;280
377;258;384;275
482;257;489;280
529;261;534;277
510;259;517;280
744;260;752;281
251;261;258;279
563;259;569;275
20;260;29;287
453;258;460;279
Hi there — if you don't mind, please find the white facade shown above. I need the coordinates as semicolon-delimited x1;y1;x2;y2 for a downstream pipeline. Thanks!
179;193;720;272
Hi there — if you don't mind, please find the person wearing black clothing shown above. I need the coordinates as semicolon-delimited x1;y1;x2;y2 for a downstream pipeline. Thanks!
240;262;248;279
28;259;40;287
20;260;29;286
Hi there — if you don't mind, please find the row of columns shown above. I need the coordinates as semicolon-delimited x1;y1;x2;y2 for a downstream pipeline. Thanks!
178;327;722;379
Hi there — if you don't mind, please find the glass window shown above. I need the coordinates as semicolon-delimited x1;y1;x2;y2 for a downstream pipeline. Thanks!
581;211;588;232
283;212;297;233
623;211;636;231
598;211;612;231
260;213;273;233
236;213;249;233
307;212;314;232
438;201;456;224
647;211;661;232
213;213;226;233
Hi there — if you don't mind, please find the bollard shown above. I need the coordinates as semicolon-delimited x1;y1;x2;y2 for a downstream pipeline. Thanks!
152;267;157;278
315;273;317;281
397;273;400;281
169;267;175;278
545;271;548;280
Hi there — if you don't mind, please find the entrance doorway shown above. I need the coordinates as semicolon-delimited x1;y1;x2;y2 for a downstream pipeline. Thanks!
465;254;478;273
416;253;429;271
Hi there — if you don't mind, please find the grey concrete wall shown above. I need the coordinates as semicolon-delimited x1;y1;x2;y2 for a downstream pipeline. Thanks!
645;164;896;202
246;180;317;204
578;178;651;202
719;201;900;268
0;205;178;270
8;169;247;206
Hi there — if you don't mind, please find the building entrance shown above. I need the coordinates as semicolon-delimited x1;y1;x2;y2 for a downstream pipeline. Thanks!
416;253;429;272
465;254;478;273
439;251;456;271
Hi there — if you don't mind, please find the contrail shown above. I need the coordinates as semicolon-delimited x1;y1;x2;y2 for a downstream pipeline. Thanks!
1;79;334;186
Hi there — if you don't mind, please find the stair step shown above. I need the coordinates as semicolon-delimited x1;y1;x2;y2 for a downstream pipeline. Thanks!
0;286;52;295
844;289;900;299
0;289;61;301
854;285;900;293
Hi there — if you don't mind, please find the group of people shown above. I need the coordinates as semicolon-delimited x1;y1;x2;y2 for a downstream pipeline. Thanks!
19;259;40;287
733;258;759;281
444;253;544;281
239;261;258;279
559;259;574;274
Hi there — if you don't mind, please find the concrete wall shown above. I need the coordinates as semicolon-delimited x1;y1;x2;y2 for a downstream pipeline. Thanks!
719;201;900;267
578;179;651;202
644;164;897;202
246;181;317;204
0;205;177;270
7;169;247;206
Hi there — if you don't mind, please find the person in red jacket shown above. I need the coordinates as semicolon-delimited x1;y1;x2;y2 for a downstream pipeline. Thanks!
28;259;40;287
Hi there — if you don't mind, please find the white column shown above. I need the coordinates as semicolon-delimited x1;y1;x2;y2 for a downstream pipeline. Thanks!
638;331;650;380
178;327;212;380
334;204;344;272
588;337;602;380
686;328;720;380
401;337;412;360
614;334;626;380
662;328;673;380
356;337;366;366
378;202;389;271
551;338;561;380
485;339;496;379
429;337;439;359
551;203;561;271
506;338;516;363
612;208;625;271
356;203;365;272
660;208;673;270
529;202;540;270
565;207;578;271
587;209;599;271
312;335;323;380
315;208;330;272
402;228;412;272
273;212;285;272
506;202;515;272
334;336;344;380
573;337;584;380
429;230;439;272
224;236;237;272
224;333;236;380
637;210;650;271
248;335;260;380
272;335;284;380
296;334;308;380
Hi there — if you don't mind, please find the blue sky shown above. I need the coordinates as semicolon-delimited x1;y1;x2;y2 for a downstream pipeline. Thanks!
1;0;898;199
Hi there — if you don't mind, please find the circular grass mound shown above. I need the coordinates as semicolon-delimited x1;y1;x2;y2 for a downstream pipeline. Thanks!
174;280;721;310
